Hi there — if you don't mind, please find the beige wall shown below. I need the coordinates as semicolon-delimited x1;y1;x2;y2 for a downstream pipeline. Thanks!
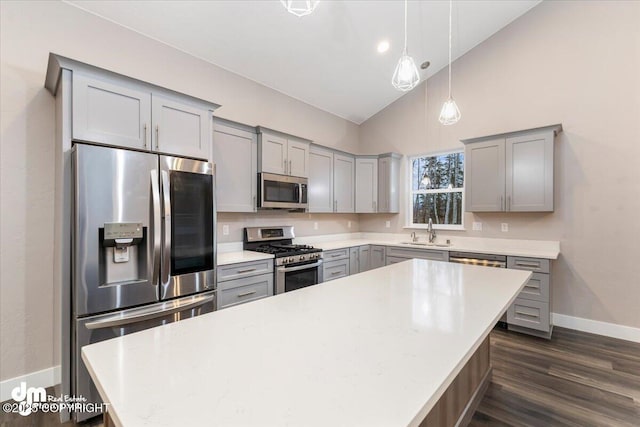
0;0;359;382
360;1;640;328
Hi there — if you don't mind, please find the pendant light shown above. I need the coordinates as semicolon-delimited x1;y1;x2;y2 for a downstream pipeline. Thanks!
439;0;461;125
392;0;420;91
281;0;320;17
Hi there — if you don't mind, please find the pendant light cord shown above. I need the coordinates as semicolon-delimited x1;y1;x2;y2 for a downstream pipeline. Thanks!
448;0;452;99
403;0;408;54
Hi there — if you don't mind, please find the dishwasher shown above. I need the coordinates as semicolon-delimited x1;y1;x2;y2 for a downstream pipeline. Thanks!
449;251;508;324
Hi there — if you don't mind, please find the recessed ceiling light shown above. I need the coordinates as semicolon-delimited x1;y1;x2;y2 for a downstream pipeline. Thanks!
377;40;390;54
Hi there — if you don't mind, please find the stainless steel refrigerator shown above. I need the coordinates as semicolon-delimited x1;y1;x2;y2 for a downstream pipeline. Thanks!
72;143;216;422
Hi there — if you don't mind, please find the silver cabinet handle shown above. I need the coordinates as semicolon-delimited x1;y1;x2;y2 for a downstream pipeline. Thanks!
85;294;214;330
237;290;257;298
155;125;159;150
289;160;292;176
515;310;539;320
331;271;342;276
237;268;256;274
253;195;256;212
143;123;148;149
515;261;541;268
283;159;287;175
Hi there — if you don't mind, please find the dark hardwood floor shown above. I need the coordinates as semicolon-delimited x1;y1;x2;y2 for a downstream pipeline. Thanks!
470;327;640;427
2;327;638;426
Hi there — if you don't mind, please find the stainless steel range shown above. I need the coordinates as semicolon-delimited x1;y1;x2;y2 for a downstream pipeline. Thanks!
243;226;323;294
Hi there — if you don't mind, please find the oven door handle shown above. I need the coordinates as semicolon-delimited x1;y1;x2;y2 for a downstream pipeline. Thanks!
277;260;323;273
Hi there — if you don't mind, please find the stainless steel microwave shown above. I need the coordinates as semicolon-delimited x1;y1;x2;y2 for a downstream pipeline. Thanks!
258;172;308;210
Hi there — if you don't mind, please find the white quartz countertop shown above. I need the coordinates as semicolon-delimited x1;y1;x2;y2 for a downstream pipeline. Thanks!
217;250;274;266
300;235;560;259
82;260;531;427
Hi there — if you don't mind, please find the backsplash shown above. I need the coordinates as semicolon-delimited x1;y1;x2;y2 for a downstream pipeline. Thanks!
217;212;360;242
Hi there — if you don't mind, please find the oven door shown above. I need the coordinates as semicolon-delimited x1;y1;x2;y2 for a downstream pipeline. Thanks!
258;172;308;210
276;260;323;294
160;156;216;300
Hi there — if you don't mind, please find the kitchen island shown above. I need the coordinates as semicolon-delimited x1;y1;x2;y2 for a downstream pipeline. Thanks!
82;259;531;427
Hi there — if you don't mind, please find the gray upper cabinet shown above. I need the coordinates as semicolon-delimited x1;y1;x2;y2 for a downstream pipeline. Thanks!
212;119;257;212
378;153;401;213
257;129;309;177
334;153;355;213
355;157;378;213
72;70;214;160
463;125;561;212
308;147;334;213
73;73;152;151
151;94;210;160
465;138;505;212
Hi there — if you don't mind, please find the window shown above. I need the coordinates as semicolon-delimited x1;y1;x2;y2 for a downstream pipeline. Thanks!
409;151;464;229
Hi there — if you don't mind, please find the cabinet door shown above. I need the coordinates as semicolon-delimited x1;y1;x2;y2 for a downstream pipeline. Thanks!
355;158;378;213
359;245;371;272
259;132;287;175
465;138;505;212
349;247;359;276
334;154;355;213
287;139;310;177
152;94;209;159
212;122;257;212
506;131;554;212
72;73;151;150
377;156;400;213
370;245;386;269
308;148;334;213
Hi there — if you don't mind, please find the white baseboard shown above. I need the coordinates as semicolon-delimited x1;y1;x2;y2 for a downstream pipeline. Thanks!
552;313;640;343
0;365;61;403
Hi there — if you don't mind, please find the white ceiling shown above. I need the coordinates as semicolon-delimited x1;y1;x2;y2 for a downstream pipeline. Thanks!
65;0;541;124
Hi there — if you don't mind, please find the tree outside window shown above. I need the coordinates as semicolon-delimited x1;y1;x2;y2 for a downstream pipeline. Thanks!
410;151;464;229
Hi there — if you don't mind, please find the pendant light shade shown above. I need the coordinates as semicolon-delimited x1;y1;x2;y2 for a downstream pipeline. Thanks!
439;0;461;125
392;0;420;91
392;53;420;92
281;0;320;17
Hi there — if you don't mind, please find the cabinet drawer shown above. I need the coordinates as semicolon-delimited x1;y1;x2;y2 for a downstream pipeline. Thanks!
218;259;273;282
507;256;550;273
386;256;408;265
518;273;550;302
323;259;349;281
507;298;550;332
219;274;273;308
386;247;449;262
323;248;350;261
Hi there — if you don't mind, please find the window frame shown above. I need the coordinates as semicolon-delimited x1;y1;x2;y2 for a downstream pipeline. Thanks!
406;149;465;231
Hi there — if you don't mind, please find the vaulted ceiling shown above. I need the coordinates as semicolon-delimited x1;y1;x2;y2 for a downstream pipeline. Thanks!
66;0;541;124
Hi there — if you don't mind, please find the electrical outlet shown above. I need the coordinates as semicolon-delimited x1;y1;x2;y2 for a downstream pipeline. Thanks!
313;222;318;230
347;221;352;228
472;222;482;231
222;224;229;236
385;221;391;228
501;223;509;232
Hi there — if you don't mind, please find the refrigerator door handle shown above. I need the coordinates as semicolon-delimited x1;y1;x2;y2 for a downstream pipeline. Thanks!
151;170;161;287
161;170;171;287
84;294;215;330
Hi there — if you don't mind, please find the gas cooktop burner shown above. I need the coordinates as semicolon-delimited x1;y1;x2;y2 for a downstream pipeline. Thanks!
253;244;322;258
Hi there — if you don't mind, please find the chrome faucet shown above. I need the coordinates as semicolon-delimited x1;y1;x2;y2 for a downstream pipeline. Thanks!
410;231;418;242
427;218;436;243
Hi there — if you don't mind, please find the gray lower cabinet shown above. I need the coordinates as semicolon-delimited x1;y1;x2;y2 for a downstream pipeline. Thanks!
349;245;371;275
385;246;449;264
370;246;386;269
323;248;350;282
217;259;274;309
506;255;553;338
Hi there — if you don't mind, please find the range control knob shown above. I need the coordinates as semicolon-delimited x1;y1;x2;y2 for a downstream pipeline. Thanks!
289;257;294;263
300;256;305;261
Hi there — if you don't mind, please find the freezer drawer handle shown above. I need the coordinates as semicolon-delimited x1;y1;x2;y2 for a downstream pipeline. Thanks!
84;294;214;330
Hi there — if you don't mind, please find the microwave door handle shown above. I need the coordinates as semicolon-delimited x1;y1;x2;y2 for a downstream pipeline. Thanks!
294;183;300;203
161;170;171;288
150;170;161;287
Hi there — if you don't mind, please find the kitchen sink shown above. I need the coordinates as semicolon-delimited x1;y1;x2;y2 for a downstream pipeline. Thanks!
400;242;451;248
